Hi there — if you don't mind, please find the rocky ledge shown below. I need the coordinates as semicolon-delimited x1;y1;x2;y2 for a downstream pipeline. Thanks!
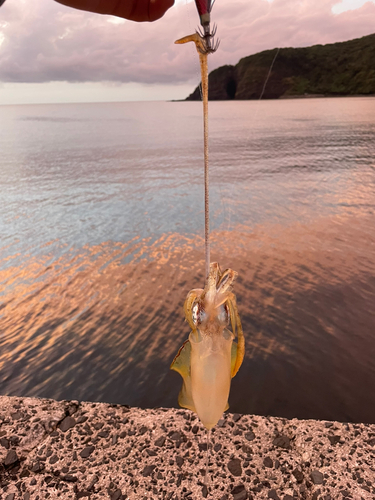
0;396;374;500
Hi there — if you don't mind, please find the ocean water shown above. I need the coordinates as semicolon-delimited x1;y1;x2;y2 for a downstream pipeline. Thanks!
0;97;375;423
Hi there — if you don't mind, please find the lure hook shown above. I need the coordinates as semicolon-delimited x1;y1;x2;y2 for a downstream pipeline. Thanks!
194;0;219;54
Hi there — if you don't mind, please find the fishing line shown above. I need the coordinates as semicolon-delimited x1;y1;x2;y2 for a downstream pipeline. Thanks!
259;47;280;101
223;47;280;235
183;1;210;275
202;57;210;276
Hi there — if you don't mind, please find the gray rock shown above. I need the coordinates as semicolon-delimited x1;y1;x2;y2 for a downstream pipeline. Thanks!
30;461;44;473
4;449;18;466
292;468;304;483
142;464;156;477
110;489;122;500
232;485;245;494
310;470;324;485
263;457;273;468
87;475;99;491
268;490;280;500
0;437;10;449
61;474;78;482
244;431;255;441
49;454;59;464
59;416;76;432
5;494;15;500
155;436;166;447
232;484;247;500
228;458;242;477
80;446;95;458
273;435;291;449
233;490;247;500
11;411;23;420
169;431;182;441
328;435;341;445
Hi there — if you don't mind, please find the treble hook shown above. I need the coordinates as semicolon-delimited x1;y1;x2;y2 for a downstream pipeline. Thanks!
197;23;220;54
194;0;219;54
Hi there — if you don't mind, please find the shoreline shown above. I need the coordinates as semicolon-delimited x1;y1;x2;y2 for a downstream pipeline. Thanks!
183;94;375;102
0;396;374;499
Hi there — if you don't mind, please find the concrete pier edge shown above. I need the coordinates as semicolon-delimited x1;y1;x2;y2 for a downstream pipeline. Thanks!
0;396;374;500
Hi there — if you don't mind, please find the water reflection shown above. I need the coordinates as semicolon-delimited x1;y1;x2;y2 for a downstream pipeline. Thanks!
1;214;375;423
1;98;375;422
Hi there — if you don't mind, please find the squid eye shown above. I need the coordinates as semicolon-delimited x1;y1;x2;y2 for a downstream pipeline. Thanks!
192;303;199;325
192;303;207;326
217;303;230;325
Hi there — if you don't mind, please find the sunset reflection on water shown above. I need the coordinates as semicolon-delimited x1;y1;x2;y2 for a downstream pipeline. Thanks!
1;214;375;422
1;98;375;423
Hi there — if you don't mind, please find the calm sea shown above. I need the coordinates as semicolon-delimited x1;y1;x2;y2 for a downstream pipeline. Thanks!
1;98;375;423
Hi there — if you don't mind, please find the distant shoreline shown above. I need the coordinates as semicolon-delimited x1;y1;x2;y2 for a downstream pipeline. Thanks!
185;33;375;101
170;93;375;102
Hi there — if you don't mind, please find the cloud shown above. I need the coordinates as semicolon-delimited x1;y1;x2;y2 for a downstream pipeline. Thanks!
0;0;374;85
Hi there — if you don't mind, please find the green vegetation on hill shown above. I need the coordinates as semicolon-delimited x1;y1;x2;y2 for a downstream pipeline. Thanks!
186;33;375;100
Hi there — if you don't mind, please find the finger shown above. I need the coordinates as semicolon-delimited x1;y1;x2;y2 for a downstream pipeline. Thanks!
111;0;175;22
54;0;174;22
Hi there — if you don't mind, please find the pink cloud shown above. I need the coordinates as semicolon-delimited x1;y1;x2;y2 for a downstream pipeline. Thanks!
0;0;374;85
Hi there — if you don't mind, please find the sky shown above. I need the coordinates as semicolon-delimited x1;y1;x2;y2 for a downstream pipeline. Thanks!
0;0;375;104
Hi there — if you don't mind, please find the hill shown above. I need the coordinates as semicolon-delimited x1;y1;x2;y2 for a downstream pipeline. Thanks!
186;33;375;100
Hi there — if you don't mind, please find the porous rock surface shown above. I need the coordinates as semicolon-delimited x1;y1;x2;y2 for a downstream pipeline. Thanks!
0;396;375;499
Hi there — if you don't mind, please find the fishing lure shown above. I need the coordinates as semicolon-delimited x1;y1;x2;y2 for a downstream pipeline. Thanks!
171;262;245;430
194;0;219;54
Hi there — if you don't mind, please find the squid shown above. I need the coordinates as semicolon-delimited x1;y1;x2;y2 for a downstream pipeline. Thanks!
171;262;245;430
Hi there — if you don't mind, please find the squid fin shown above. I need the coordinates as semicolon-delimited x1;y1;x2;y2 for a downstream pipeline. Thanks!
228;293;245;377
170;340;196;412
230;341;238;378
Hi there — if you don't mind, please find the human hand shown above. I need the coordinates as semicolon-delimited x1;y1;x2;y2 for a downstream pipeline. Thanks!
54;0;174;22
